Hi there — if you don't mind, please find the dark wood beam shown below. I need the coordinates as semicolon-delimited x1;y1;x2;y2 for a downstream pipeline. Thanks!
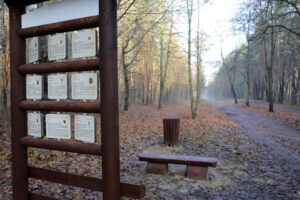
20;136;102;156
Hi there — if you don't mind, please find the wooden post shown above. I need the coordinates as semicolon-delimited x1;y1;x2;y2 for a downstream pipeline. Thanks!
163;117;180;146
9;5;29;200
99;0;121;199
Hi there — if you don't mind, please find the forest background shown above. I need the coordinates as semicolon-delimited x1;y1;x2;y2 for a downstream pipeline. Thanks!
0;0;299;122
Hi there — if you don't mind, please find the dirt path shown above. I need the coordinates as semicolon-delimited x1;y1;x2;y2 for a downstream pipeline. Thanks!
213;100;300;197
249;101;300;113
213;101;300;161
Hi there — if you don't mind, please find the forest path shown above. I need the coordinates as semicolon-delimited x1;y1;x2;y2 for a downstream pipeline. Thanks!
246;101;300;113
212;100;300;172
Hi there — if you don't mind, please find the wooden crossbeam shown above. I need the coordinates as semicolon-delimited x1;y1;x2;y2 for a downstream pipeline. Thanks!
18;59;100;74
29;193;59;200
29;167;146;199
18;15;99;38
20;136;102;156
19;101;101;113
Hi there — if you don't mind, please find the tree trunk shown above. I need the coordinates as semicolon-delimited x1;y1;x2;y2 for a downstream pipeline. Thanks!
263;28;275;112
158;2;173;109
121;45;130;111
291;35;299;105
158;21;165;109
261;81;265;100
231;84;238;104
1;1;9;116
123;65;130;111
267;68;274;112
186;0;195;118
246;39;251;106
278;73;285;104
145;40;151;105
193;0;202;119
291;67;299;105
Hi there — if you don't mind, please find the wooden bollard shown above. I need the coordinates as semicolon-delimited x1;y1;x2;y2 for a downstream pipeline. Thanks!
163;117;180;146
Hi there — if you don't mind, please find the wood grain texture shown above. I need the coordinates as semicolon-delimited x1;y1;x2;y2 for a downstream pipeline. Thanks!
17;15;99;38
163;117;180;146
18;59;100;74
139;153;218;167
19;101;101;113
29;167;146;199
20;136;102;156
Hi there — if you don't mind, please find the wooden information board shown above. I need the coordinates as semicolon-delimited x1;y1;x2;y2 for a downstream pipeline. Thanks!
5;0;146;199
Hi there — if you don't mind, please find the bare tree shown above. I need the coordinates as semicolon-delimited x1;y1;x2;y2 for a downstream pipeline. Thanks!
158;1;174;109
221;48;239;104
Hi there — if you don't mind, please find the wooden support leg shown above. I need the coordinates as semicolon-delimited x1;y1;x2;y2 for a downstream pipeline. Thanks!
9;6;29;200
146;163;168;175
186;166;208;180
100;0;120;199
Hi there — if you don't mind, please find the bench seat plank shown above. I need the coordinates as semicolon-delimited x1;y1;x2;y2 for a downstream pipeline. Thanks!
139;153;217;167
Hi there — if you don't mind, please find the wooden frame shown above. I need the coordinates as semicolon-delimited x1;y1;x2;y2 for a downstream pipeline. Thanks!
5;0;145;199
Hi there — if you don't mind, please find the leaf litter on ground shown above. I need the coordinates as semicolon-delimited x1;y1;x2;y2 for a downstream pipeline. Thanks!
0;101;299;199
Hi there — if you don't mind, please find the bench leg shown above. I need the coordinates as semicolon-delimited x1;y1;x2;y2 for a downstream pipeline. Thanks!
146;162;168;175
186;166;208;180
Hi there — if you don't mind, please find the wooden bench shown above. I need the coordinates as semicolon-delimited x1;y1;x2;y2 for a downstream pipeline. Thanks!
139;153;217;180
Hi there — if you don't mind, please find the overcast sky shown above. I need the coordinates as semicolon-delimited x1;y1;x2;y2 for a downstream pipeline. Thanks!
174;0;243;84
200;0;243;84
